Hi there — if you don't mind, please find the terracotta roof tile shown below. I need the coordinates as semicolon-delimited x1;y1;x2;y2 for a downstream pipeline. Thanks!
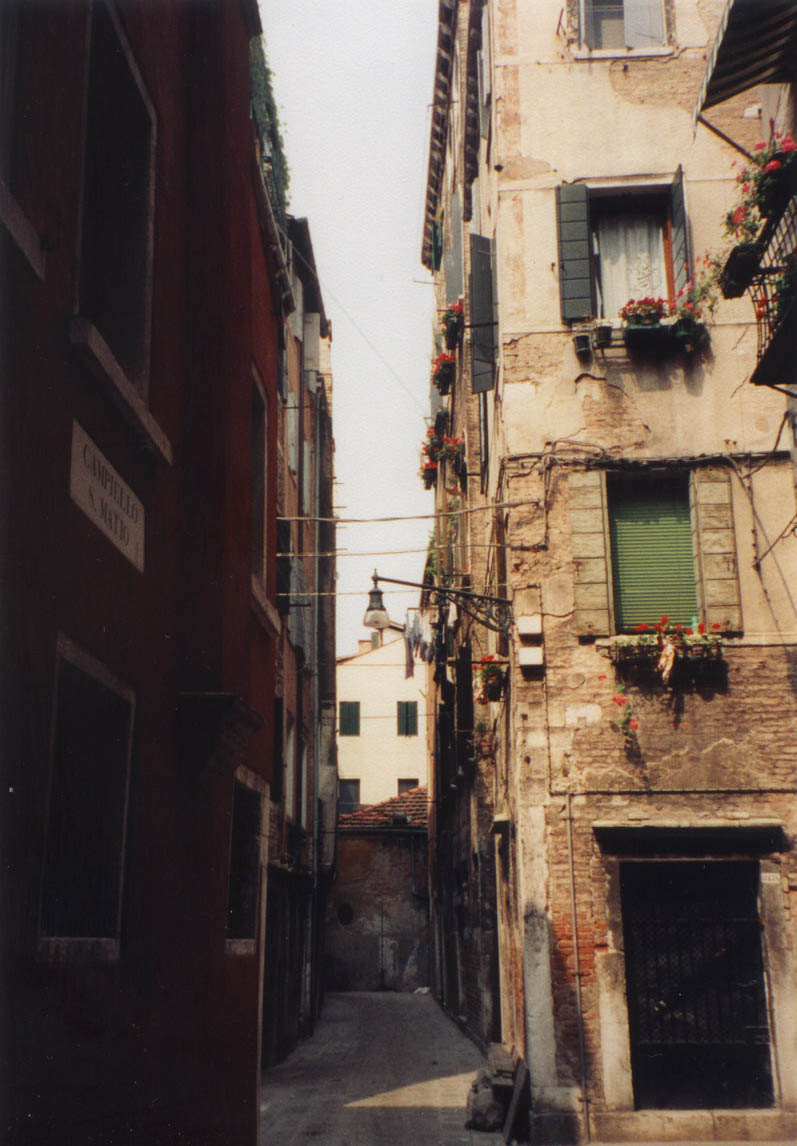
338;785;428;830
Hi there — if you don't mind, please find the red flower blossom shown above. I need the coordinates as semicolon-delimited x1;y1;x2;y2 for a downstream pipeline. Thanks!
597;673;607;681
676;624;683;631
634;623;650;632
612;695;627;706
697;622;706;634
629;718;639;731
712;622;721;630
764;159;783;173
685;628;694;635
780;136;796;153
659;616;669;625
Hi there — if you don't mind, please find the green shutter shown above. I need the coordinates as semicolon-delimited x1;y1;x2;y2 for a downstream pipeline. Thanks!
556;183;594;322
609;478;698;630
470;233;496;393
397;701;418;736
339;701;360;736
670;165;689;297
444;192;464;301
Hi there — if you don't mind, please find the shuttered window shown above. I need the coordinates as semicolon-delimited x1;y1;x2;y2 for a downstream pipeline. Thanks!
556;170;688;324
571;467;742;637
608;476;698;630
339;701;360;737
397;701;418;737
469;233;496;393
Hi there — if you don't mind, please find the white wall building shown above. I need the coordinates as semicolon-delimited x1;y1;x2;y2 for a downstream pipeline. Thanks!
336;627;428;811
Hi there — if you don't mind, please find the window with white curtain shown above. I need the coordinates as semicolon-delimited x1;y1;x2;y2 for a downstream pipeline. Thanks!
593;206;668;320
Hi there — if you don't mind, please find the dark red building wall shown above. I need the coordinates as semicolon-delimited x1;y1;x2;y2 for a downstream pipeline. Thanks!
2;1;280;1142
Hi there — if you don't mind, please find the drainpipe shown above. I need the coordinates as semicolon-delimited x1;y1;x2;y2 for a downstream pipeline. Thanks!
566;791;591;1143
312;385;322;1022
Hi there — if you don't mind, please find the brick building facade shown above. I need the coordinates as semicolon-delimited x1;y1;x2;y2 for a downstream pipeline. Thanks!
420;1;797;1142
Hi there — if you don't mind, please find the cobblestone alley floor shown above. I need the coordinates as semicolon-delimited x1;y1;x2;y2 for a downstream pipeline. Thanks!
259;991;506;1146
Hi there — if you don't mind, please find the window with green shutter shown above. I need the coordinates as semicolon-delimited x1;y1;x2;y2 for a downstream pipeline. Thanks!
397;701;418;737
339;701;360;736
556;170;688;324
608;475;698;630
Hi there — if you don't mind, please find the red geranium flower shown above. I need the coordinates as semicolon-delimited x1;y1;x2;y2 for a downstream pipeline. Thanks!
712;622;721;630
629;719;639;731
697;622;706;634
612;695;627;706
634;623;650;632
764;159;783;173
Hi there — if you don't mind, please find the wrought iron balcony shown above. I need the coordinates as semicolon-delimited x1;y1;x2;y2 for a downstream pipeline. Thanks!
746;178;797;389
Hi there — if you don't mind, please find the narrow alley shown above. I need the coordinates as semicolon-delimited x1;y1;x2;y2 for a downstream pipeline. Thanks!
259;993;506;1146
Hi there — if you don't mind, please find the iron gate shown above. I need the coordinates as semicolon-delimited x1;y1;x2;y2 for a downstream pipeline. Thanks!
621;860;774;1109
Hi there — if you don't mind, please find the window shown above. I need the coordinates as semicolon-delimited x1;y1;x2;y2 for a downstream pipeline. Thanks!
39;638;134;951
226;782;262;940
581;0;666;51
608;474;697;630
398;779;419;795
556;168;687;324
570;467;742;637
397;700;418;737
251;380;267;584
78;2;155;392
339;701;360;737
338;779;360;815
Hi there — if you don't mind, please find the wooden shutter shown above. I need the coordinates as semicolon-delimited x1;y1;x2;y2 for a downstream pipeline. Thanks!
624;0;665;48
444;191;464;301
608;476;698;630
398;701;418;736
339;702;360;736
670;165;689;299
556;184;593;322
692;468;742;632
470;233;496;393
571;471;612;636
432;218;443;272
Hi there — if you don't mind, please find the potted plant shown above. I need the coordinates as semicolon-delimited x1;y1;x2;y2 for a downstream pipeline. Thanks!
620;297;668;326
743;131;797;220
592;322;614;350
621;297;669;351
572;331;592;356
670;255;718;351
441;300;464;350
475;655;506;702
422;460;438;489
432;351;456;395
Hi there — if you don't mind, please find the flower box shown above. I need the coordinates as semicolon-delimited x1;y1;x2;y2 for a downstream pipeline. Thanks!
432;353;455;395
441;302;464;350
719;242;762;299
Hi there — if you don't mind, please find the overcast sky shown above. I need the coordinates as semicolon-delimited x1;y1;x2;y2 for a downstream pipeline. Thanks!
258;2;440;658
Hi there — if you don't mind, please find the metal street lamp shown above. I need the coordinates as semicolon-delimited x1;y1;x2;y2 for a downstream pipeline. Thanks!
363;570;513;636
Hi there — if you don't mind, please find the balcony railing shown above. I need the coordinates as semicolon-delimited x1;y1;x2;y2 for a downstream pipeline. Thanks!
748;186;797;387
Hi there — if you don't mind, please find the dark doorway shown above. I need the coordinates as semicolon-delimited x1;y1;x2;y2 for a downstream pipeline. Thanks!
621;860;774;1109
